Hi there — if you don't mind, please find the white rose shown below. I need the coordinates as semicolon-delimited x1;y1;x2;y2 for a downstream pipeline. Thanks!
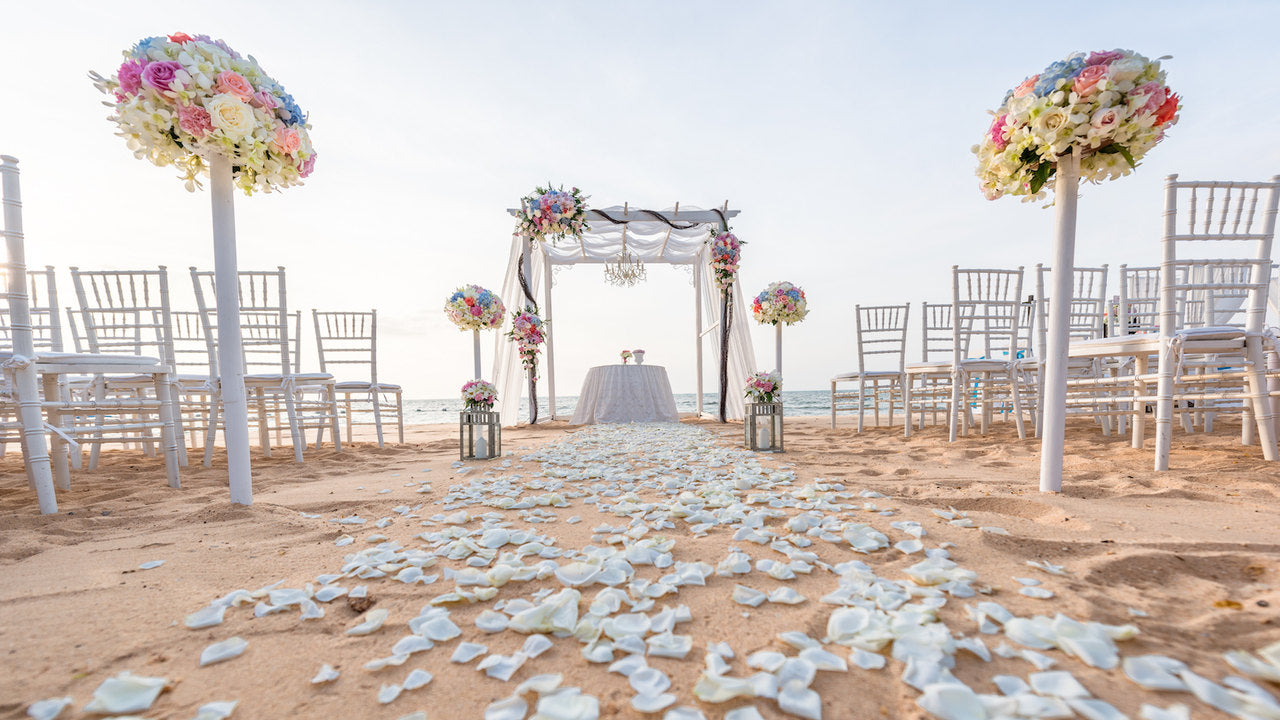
1033;107;1069;135
205;93;256;139
1108;57;1145;83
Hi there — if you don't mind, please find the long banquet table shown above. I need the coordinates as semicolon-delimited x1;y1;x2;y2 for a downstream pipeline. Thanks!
569;364;680;424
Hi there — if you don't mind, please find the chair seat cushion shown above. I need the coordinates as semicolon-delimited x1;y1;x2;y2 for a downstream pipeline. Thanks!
1070;326;1244;358
335;381;402;391
245;372;334;383
36;352;161;366
905;361;952;373
831;371;901;381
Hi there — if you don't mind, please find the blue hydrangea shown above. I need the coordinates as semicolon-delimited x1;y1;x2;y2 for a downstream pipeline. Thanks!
1034;57;1085;96
277;92;306;125
450;292;464;303
133;36;167;55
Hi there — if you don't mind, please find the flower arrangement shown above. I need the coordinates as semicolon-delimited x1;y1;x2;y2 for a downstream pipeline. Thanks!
506;310;545;377
745;370;782;404
461;379;497;411
753;281;808;326
973;49;1180;202
516;185;589;243
445;284;506;332
709;232;742;292
91;33;316;194
620;350;633;364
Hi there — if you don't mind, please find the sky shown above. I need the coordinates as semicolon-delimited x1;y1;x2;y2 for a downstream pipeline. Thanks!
2;1;1279;400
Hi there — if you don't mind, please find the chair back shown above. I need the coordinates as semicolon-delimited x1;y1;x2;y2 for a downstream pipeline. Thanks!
951;266;1025;361
919;302;954;362
1118;265;1164;334
0;266;64;353
1160;176;1280;339
190;266;293;375
169;310;218;378
70;267;176;367
1034;263;1108;358
313;310;379;384
854;304;908;374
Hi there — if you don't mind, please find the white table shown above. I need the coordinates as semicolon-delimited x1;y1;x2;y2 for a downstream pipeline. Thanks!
570;364;680;424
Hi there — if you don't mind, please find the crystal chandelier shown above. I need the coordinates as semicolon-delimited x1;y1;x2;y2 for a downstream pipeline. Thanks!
604;233;647;287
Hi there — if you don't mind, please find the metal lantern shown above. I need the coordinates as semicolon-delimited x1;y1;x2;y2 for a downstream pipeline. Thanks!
460;409;501;460
744;401;784;452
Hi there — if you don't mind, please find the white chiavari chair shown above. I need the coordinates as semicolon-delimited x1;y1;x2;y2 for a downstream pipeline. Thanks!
191;266;342;461
1067;176;1280;469
903;301;960;435
945;267;1029;442
830;304;909;431
313;309;404;447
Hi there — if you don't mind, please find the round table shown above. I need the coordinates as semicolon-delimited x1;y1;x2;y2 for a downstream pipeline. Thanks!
569;364;680;424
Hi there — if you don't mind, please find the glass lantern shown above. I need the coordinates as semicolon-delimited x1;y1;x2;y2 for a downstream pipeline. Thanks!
460;409;501;460
744;401;784;452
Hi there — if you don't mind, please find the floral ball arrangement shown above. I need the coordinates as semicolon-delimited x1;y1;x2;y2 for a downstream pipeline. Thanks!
745;370;782;404
461;380;497;411
973;49;1180;202
709;232;742;292
91;33;316;194
506;310;545;376
752;281;808;326
444;285;506;332
516;185;589;243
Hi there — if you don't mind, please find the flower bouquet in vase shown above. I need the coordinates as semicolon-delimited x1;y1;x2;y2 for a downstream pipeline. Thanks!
633;349;645;365
460;379;499;460
620;350;633;365
744;370;783;452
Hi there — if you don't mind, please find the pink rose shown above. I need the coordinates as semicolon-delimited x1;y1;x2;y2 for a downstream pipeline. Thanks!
988;114;1009;150
141;61;184;93
1134;81;1166;114
177;104;214;138
1087;50;1125;66
117;59;146;96
271;125;301;155
215;71;254;101
1013;75;1038;98
470;306;482;317
250;90;278;110
1073;64;1108;97
1090;107;1119;133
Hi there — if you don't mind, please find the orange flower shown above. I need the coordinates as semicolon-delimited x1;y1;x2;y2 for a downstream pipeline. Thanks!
1154;92;1180;125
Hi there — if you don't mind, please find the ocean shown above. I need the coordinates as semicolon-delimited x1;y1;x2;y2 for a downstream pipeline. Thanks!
403;390;833;425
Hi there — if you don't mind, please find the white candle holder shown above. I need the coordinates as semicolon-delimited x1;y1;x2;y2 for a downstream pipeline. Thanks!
460;410;501;460
744;401;784;453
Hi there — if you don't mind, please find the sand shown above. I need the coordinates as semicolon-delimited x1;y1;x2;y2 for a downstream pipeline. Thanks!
1;416;1278;719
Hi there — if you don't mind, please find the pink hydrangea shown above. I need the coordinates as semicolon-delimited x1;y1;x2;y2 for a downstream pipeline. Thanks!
1134;81;1167;114
176;104;214;138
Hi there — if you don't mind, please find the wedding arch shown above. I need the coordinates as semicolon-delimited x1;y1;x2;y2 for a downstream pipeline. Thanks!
492;204;757;427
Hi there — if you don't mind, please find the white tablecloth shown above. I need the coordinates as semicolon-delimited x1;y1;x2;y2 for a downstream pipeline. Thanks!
570;364;680;424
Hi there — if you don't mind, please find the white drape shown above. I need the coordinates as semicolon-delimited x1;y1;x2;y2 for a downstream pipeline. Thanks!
492;206;757;426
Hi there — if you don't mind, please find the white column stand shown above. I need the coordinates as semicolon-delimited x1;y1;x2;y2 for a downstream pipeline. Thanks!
472;329;481;380
209;155;253;505
775;323;783;375
1;156;57;514
1038;152;1080;493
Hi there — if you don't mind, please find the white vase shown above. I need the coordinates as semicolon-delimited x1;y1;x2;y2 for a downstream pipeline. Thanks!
634;352;645;365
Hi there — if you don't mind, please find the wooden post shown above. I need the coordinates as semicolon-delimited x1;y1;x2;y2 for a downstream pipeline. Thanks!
544;254;556;421
520;235;537;424
1038;151;1080;493
694;254;704;417
209;155;253;505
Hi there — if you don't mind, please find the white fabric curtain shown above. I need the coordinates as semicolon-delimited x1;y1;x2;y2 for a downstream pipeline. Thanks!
492;206;757;426
493;235;544;427
699;258;755;421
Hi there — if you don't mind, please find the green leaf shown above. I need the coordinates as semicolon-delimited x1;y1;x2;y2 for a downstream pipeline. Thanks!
1097;143;1137;168
1028;163;1054;195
